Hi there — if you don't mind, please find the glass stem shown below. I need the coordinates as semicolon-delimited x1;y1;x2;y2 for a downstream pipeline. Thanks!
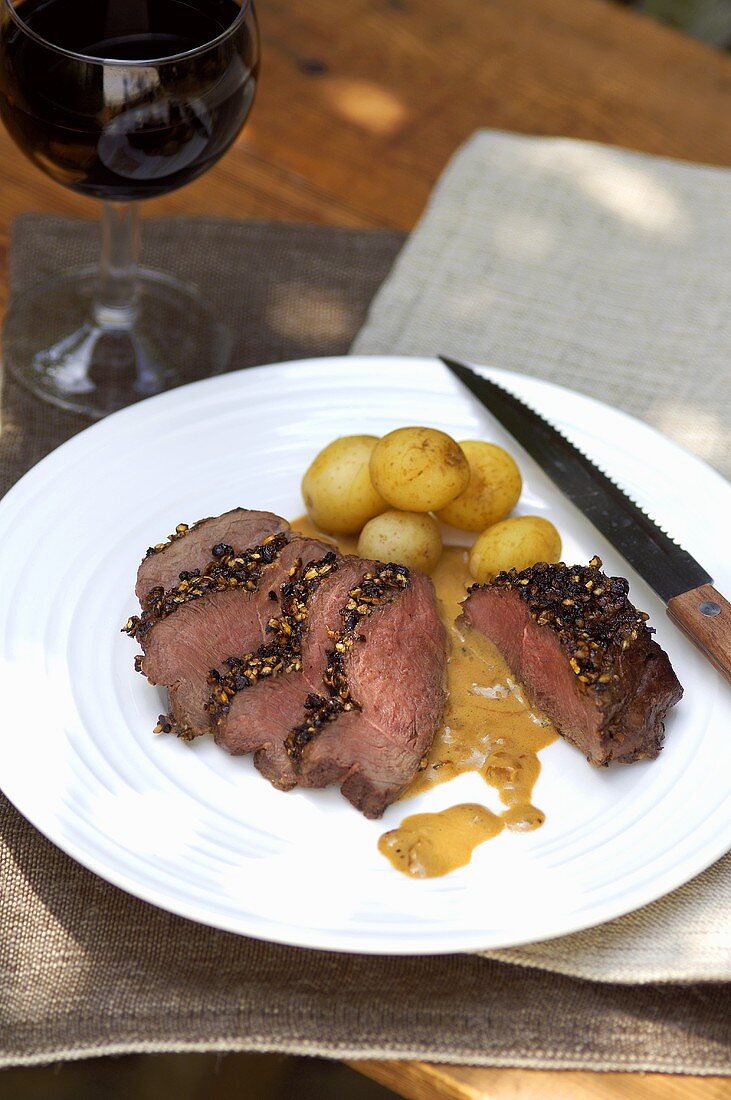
94;202;140;329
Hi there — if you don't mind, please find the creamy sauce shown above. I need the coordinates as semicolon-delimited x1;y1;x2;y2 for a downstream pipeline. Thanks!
408;547;556;818
291;520;557;879
378;804;504;878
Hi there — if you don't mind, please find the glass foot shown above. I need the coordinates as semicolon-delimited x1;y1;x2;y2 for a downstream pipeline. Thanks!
2;267;233;418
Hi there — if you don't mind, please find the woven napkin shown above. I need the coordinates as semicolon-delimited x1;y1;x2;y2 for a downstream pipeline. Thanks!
352;130;731;984
1;215;729;1073
352;131;731;480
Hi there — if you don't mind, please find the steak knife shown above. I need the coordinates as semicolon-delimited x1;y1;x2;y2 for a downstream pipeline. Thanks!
440;355;731;683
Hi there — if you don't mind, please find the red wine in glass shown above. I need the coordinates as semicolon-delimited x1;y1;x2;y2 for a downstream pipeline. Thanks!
1;0;257;200
0;0;259;415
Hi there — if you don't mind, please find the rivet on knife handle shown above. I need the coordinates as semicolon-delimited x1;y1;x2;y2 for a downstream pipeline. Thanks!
666;585;731;684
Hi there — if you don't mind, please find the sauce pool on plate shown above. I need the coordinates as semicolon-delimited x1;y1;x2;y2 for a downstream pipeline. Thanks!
378;804;504;878
292;520;557;879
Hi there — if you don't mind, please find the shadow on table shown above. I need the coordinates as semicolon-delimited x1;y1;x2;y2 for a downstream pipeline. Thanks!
0;1052;400;1100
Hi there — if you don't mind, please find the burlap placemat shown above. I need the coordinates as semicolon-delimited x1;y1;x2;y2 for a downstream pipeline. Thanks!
0;216;403;497
1;216;729;1074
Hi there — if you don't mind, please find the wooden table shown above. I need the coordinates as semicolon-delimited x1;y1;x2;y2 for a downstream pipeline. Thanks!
0;1;728;1097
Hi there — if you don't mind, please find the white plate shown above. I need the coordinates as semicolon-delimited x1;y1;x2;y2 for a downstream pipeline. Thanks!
0;356;729;954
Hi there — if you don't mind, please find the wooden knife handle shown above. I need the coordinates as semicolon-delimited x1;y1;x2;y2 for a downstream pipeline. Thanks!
666;584;731;683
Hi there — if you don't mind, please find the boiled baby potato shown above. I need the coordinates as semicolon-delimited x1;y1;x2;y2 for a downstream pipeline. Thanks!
302;435;387;535
437;441;522;532
469;516;562;583
369;426;469;512
358;510;442;573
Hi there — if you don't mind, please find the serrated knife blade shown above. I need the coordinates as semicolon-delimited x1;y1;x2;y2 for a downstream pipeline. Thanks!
441;356;731;682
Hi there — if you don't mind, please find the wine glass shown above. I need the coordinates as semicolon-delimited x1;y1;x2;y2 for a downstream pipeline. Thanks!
0;0;259;417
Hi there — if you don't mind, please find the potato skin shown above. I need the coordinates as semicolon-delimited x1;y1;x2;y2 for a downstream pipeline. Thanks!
301;435;387;535
369;427;469;513
437;441;522;532
469;516;562;583
357;510;443;574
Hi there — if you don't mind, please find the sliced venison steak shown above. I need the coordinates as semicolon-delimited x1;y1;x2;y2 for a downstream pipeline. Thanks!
127;535;330;740
211;555;373;791
289;566;448;818
135;508;289;603
126;508;448;817
460;556;682;766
